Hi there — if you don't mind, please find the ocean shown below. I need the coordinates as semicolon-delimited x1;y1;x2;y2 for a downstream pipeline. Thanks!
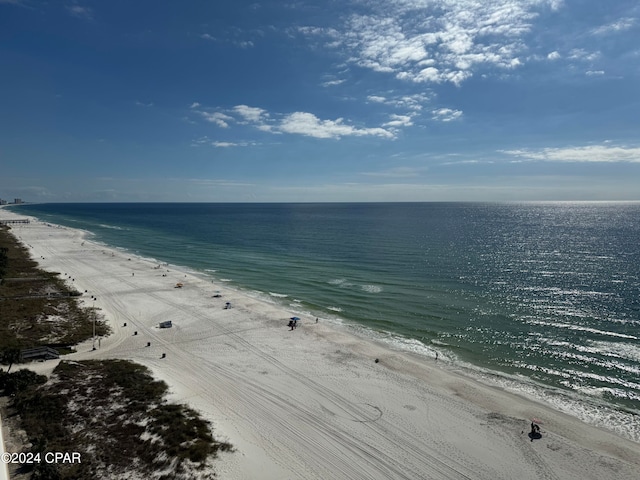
10;202;640;441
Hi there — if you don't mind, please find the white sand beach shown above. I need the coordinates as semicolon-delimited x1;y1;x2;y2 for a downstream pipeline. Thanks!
3;211;640;480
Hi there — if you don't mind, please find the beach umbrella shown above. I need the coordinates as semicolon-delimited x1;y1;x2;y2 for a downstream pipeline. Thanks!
290;317;300;321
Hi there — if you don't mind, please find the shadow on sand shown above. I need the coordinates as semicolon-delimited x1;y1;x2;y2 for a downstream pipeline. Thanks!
528;431;542;442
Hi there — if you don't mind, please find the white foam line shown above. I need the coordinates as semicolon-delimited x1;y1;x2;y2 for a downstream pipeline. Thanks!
528;319;638;339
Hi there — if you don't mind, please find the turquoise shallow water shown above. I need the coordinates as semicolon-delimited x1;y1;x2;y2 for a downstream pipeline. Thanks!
11;202;640;440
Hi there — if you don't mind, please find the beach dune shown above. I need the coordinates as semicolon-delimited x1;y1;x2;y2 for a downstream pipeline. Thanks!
3;212;640;480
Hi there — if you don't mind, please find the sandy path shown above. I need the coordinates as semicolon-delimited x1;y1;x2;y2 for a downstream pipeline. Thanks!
3;212;640;480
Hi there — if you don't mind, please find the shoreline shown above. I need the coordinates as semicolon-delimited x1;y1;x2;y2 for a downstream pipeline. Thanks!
10;208;639;444
8;204;640;435
2;208;640;479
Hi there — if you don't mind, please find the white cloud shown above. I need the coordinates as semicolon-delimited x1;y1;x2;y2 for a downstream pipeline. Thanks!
66;5;93;20
503;145;640;163
585;70;604;76
406;67;441;83
191;103;404;140
322;79;346;87
297;26;331;36
592;18;635;35
199;29;257;49
397;93;431;111
547;0;564;10
190;136;212;147
301;0;562;86
439;159;488;166
367;95;387;103
233;105;268;123
198;111;234;128
383;114;413;128
366;93;431;111
191;137;253;148
568;48;600;62
547;51;561;60
212;141;252;148
279;112;394;139
432;108;463;122
257;124;276;133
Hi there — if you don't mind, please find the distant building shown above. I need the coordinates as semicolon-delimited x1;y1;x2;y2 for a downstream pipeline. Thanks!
13;198;24;204
0;199;7;205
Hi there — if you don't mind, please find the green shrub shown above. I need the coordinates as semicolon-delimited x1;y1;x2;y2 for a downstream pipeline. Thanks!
9;359;233;478
0;368;47;395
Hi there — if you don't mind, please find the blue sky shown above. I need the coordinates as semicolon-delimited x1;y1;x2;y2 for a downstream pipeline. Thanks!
1;0;639;202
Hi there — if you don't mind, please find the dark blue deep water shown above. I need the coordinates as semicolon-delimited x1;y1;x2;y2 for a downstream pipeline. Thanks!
11;202;640;440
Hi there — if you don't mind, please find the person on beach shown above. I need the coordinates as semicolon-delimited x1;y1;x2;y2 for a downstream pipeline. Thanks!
529;422;541;441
